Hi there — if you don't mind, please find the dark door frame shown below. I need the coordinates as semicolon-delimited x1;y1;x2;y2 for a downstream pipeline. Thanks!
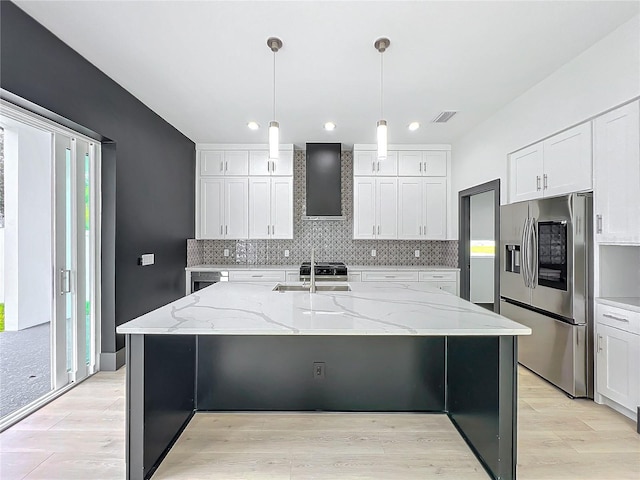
458;179;501;313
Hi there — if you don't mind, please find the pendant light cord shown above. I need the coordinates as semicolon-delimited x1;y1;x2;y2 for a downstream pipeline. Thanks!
380;51;384;119
273;50;277;121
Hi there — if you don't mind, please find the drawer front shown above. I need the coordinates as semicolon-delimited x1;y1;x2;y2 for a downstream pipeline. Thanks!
286;271;301;282
229;270;286;282
361;271;419;282
348;272;362;282
597;304;640;335
419;271;457;282
422;281;457;295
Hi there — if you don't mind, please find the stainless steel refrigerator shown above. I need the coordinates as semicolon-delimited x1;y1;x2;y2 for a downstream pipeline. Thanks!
500;193;593;398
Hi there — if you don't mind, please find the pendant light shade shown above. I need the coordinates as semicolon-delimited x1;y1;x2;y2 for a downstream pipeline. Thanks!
374;37;390;161
267;37;282;161
269;121;279;159
377;120;387;160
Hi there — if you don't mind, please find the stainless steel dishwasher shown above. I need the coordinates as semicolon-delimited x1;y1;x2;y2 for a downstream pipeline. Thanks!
189;270;228;293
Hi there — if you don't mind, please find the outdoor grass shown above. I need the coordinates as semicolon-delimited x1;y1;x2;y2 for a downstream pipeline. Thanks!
0;303;4;332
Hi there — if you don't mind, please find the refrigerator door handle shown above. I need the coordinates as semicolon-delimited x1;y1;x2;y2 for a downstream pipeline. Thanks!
521;218;530;288
530;218;538;288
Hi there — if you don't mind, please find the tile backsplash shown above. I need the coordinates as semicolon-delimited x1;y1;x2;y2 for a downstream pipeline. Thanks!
188;150;458;268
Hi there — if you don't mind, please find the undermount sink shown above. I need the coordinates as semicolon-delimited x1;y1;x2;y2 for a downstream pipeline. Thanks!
272;284;352;293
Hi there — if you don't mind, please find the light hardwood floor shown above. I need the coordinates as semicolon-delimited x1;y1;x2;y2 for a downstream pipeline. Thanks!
1;367;638;479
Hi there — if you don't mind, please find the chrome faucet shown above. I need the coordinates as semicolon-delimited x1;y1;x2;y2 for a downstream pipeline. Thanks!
310;247;316;293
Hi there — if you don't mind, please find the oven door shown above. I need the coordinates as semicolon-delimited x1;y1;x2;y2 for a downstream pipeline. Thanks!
529;196;576;321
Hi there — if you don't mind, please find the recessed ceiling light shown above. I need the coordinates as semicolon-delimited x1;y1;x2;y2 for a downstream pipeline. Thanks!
324;122;336;131
408;122;420;131
247;121;260;130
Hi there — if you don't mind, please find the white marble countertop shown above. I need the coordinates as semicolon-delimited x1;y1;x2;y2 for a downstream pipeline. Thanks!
596;297;640;313
186;264;459;272
117;282;530;336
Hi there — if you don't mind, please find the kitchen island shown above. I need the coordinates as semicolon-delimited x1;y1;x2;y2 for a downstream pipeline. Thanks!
117;282;530;480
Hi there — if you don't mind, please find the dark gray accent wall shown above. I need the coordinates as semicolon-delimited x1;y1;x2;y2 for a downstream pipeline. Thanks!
0;2;196;355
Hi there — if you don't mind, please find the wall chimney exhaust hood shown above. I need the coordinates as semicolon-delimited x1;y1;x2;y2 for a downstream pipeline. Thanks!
303;143;344;221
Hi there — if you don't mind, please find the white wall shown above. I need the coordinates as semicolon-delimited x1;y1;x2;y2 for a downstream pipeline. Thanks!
3;119;53;331
451;15;640;238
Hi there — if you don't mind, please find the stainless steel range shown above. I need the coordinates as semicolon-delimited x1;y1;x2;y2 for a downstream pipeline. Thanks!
300;262;348;282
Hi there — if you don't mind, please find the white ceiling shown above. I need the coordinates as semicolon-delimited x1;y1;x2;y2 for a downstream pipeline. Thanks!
14;1;640;147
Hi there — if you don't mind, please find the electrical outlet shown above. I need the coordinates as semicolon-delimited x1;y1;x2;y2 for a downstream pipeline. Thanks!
284;249;290;257
223;249;229;257
414;249;420;258
313;362;325;379
371;249;376;257
139;254;154;266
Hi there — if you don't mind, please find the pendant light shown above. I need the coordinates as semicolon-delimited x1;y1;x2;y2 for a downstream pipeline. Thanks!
374;37;390;160
267;37;282;161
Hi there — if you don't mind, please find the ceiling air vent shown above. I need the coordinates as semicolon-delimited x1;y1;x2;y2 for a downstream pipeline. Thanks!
432;111;457;123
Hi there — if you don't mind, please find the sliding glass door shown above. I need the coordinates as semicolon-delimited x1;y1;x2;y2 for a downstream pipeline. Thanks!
0;101;100;428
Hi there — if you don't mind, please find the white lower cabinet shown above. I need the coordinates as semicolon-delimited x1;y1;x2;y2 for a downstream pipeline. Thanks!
229;270;286;282
198;178;248;239
595;303;640;415
356;268;459;295
361;270;420;282
249;177;293;239
419;271;459;295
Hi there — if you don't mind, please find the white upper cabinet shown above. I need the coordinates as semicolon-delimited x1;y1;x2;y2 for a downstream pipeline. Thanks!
594;100;640;244
398;178;446;240
353;144;451;239
224;178;249;239
198;178;224;239
510;144;544;203
249;149;294;176
509;123;592;203
398;151;447;177
542;122;592;198
198;178;248;239
196;145;293;240
200;150;249;176
353;177;397;239
353;150;398;176
250;177;293;239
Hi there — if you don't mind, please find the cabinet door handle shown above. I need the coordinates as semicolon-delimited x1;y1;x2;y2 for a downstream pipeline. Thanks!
377;161;380;172
225;225;228;235
385;275;397;278
267;161;270;173
220;161;224;172
272;161;276;173
596;214;603;234
372;225;375;235
419;162;422;172
603;313;629;323
252;275;263;278
372;161;375;173
220;225;223;235
423;225;427;236
432;275;444;278
597;334;603;353
272;225;275;235
423;162;427;173
268;225;270;235
543;173;548;189
419;225;422;235
536;175;541;191
377;225;380;234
